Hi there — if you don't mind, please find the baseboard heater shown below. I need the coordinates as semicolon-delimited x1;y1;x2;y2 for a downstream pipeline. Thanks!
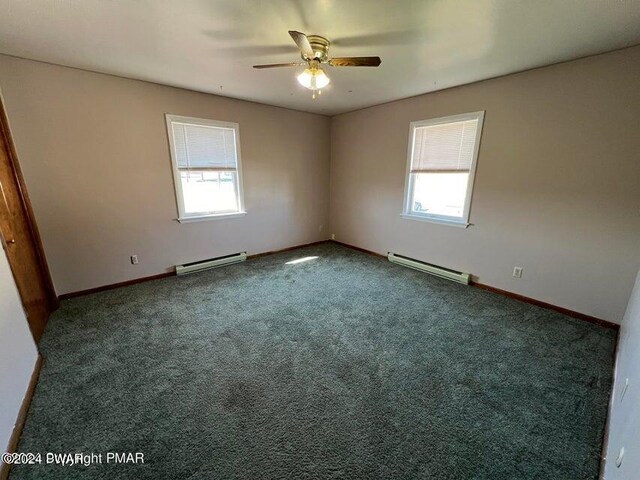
387;252;470;285
175;252;247;276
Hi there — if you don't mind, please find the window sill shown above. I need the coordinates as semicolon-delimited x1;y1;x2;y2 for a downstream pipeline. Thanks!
400;213;470;228
177;212;247;223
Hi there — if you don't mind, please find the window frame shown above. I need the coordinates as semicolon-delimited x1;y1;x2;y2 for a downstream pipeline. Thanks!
165;114;246;223
402;111;485;228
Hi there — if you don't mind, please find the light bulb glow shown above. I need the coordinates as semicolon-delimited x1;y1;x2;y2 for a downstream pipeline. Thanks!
297;67;330;90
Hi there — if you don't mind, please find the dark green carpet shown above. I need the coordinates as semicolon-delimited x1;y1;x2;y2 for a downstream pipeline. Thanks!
11;243;615;479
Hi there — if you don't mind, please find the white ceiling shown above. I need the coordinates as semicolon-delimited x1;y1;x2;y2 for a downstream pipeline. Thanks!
0;0;639;116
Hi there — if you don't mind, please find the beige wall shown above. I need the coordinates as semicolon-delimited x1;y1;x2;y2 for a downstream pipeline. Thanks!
0;246;38;457
0;55;330;295
604;269;640;478
1;48;638;321
330;46;640;323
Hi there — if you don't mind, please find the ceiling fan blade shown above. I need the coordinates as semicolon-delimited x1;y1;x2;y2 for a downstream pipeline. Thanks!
288;30;314;59
253;62;306;69
329;57;382;67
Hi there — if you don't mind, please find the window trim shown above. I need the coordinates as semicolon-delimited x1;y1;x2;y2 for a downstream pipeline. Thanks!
165;114;246;222
402;111;485;227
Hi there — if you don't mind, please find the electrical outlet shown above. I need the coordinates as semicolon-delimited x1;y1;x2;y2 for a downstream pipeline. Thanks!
512;266;523;278
319;224;323;232
616;447;624;468
331;233;336;240
130;255;139;265
621;378;629;401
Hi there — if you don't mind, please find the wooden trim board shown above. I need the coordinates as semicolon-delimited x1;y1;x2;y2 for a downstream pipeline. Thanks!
247;240;328;260
331;239;619;330
0;355;43;480
330;240;386;259
471;282;619;330
58;237;619;330
0;97;58;311
58;271;175;300
58;239;331;300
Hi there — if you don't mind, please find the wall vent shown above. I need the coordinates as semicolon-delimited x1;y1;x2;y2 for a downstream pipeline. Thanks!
175;252;247;276
388;252;470;285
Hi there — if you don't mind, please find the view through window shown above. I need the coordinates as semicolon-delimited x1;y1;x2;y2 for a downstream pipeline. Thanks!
404;112;484;225
166;115;244;220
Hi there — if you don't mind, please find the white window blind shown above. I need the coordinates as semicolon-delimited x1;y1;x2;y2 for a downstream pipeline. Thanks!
402;111;484;226
171;122;238;171
411;119;480;173
165;114;245;221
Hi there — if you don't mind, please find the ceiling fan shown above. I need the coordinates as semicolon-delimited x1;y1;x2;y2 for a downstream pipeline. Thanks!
253;31;382;99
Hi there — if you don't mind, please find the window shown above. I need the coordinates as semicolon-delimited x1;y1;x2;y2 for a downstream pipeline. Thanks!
402;111;484;227
165;114;245;222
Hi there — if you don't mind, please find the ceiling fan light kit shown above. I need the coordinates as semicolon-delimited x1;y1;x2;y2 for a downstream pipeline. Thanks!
254;30;381;100
297;61;330;99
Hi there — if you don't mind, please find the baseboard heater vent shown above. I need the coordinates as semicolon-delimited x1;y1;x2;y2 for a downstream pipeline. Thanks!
175;252;247;276
387;252;470;285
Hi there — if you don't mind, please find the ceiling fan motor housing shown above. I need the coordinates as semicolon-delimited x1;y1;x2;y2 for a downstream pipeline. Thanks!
305;35;330;62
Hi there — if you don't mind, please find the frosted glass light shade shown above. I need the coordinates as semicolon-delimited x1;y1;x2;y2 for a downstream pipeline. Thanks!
297;67;330;90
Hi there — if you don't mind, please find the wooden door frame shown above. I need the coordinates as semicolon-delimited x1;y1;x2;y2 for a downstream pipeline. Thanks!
0;92;58;312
